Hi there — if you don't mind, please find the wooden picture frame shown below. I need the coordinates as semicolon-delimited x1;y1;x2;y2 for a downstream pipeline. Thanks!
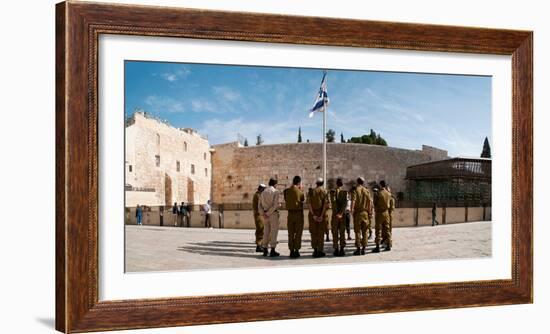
56;1;533;332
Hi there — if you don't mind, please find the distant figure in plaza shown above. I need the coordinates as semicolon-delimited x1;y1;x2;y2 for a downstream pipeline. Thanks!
350;177;373;255
203;200;212;228
329;178;348;256
432;202;440;226
159;206;164;226
259;178;281;257
308;178;329;258
284;176;305;259
373;180;392;253
135;204;143;226
345;193;352;240
172;202;179;226
179;202;188;227
252;184;266;252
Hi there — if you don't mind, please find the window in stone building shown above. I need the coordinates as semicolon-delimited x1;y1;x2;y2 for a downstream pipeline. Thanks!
203;152;207;160
176;161;180;172
129;165;132;172
205;168;208;177
155;155;160;167
156;133;160;145
184;141;188;152
191;164;195;174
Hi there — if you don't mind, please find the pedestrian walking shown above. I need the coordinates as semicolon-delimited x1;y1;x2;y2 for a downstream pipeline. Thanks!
203;200;212;228
432;202;440;226
135;204;143;226
171;202;179;226
179;202;188;227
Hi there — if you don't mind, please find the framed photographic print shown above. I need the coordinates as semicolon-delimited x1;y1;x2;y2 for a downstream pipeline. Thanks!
56;1;532;332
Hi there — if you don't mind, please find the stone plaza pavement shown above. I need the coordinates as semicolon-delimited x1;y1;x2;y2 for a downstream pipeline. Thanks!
125;221;491;272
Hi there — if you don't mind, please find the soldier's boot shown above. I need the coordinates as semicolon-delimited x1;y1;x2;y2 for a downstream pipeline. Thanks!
333;249;340;257
312;250;319;258
289;250;296;258
385;245;391;251
360;247;366;255
353;248;361;256
318;250;326;257
263;247;268;257
269;248;280;257
255;245;263;252
325;233;330;242
372;245;381;253
347;234;352;240
339;247;346;257
295;250;301;258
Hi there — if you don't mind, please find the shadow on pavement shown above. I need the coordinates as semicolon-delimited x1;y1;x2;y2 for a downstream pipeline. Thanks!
177;239;374;260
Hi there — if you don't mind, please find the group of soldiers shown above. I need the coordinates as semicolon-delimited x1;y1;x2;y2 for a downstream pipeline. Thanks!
252;176;395;258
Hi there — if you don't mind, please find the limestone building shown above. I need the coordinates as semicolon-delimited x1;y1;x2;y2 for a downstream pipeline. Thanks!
125;112;212;207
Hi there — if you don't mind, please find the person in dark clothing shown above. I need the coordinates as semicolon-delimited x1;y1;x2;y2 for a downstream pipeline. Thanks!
179;202;188;227
135;204;143;226
432;202;440;226
172;202;179;226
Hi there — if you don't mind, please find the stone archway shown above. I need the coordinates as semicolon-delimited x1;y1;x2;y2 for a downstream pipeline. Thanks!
164;173;172;206
187;178;195;204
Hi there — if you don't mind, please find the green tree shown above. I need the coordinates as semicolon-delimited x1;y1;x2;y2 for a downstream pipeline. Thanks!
298;127;302;143
481;137;491;158
340;132;345;143
348;129;387;146
326;129;336;143
256;134;264;146
244;138;249;147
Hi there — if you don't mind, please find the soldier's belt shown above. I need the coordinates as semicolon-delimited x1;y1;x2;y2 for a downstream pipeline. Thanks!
287;209;303;212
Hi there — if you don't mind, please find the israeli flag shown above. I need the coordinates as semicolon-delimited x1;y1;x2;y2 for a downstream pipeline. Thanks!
309;71;329;118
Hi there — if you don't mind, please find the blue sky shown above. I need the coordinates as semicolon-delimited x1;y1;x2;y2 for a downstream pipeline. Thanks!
125;61;491;157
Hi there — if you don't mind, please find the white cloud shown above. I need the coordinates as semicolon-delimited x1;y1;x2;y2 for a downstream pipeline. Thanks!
158;67;190;82
191;99;218;113
144;95;184;113
213;86;241;102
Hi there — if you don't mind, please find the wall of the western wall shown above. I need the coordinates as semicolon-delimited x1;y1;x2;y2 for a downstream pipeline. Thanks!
125;113;212;207
211;142;447;204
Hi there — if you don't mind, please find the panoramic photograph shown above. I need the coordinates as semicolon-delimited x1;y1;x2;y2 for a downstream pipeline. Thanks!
124;61;492;272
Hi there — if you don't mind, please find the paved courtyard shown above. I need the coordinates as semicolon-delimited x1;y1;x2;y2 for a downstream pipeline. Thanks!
125;221;491;272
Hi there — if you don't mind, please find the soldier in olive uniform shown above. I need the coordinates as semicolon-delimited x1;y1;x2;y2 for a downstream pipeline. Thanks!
373;180;392;252
329;178;348;256
284;176;305;258
308;178;329;258
252;184;266;252
350;177;373;255
388;186;395;238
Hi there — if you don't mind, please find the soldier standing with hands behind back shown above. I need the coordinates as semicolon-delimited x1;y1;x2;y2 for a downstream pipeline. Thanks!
308;178;329;258
284;176;305;258
259;178;281;257
350;177;373;255
329;178;348;256
373;180;392;253
252;184;266;252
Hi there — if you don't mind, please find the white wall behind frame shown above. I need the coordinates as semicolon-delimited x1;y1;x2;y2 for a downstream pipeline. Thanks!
0;1;546;334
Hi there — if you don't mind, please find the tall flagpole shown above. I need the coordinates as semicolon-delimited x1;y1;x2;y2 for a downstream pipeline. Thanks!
322;71;327;189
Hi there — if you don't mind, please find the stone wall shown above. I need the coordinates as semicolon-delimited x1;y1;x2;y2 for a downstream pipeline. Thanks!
211;142;448;204
125;112;212;207
125;206;491;229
